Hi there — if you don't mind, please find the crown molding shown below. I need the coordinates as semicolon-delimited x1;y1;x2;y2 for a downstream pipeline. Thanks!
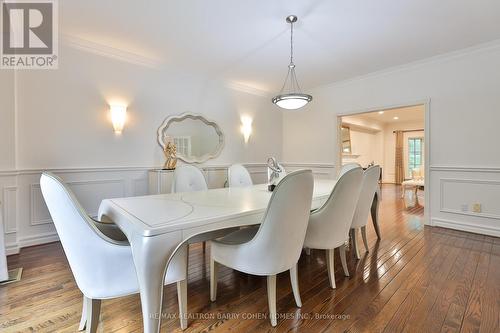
225;81;271;98
314;38;500;91
62;34;164;69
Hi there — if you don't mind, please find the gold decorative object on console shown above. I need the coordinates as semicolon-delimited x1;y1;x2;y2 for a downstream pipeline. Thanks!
163;142;178;170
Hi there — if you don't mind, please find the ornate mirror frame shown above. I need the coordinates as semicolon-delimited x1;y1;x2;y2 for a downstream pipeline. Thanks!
157;112;225;164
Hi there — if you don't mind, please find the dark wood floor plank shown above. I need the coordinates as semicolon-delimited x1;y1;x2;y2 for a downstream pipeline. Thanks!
459;241;493;333
478;245;500;333
335;233;444;332
381;232;457;333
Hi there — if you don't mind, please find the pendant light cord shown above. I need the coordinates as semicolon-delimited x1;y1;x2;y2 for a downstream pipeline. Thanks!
278;16;304;95
290;20;294;66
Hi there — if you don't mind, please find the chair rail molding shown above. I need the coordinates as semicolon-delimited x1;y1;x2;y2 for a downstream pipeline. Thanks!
430;165;500;173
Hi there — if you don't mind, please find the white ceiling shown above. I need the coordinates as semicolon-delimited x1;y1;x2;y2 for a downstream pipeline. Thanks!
60;0;500;93
344;105;425;125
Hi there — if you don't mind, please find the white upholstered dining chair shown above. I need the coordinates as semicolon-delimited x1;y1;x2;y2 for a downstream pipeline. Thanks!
209;170;314;327
172;164;208;193
350;165;381;259
303;167;363;289
39;172;188;332
339;162;361;178
227;164;253;187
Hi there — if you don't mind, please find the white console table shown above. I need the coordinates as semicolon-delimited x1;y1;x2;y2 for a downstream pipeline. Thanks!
148;168;230;195
148;169;175;195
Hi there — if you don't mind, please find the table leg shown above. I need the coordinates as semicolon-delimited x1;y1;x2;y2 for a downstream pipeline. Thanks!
130;232;184;333
371;191;381;239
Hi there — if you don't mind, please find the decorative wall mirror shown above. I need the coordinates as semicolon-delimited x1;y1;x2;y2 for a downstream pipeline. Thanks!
341;126;352;154
157;113;224;164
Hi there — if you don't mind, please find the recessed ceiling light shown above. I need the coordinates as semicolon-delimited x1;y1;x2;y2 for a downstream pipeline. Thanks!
378;111;384;114
393;116;399;120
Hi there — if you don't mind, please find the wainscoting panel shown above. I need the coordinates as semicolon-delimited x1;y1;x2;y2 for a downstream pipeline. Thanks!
430;165;500;237
2;186;17;234
245;164;268;184
204;167;228;189
30;184;52;226
440;178;500;220
0;167;149;254
30;179;127;226
283;163;336;179
132;178;149;197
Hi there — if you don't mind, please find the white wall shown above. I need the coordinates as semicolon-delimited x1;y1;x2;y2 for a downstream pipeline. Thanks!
0;71;15;170
0;42;284;254
344;129;384;168
15;44;282;169
283;42;500;237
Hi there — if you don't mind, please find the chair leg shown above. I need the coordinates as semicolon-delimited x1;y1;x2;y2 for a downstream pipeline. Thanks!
289;264;302;307
326;248;336;289
267;275;277;327
210;258;218;302
351;228;361;260
339;244;349;277
203;241;206;253
361;226;369;253
305;247;311;255
78;296;87;331
371;192;381;240
85;298;101;333
177;280;188;330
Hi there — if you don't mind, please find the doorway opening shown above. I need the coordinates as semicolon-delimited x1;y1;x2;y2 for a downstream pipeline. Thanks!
338;104;428;222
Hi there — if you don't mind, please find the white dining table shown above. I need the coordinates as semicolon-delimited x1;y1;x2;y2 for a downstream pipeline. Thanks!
98;179;380;333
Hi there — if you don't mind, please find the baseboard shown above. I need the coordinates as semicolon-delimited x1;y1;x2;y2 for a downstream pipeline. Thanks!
5;243;20;256
18;232;59;248
5;232;60;256
431;218;500;237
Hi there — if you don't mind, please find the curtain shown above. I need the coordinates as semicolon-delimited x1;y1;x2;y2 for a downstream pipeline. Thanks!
395;130;404;184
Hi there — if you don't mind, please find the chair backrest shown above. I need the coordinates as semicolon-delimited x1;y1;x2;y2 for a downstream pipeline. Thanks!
249;170;314;273
339;162;361;178
307;167;364;248
228;164;253;187
39;172;132;297
351;165;381;228
171;164;208;193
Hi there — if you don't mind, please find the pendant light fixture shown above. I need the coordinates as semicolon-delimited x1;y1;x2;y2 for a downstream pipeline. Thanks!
272;15;312;110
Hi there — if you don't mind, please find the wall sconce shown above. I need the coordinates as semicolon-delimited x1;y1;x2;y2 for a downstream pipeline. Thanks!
240;116;253;144
110;105;127;134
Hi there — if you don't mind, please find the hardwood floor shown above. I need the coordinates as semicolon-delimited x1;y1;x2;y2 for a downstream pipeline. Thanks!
1;185;499;332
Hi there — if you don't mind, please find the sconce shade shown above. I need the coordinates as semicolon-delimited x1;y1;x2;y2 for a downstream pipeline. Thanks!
110;105;127;134
240;116;253;143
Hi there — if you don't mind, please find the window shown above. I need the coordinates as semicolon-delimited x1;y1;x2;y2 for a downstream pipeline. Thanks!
408;137;423;176
173;136;192;156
